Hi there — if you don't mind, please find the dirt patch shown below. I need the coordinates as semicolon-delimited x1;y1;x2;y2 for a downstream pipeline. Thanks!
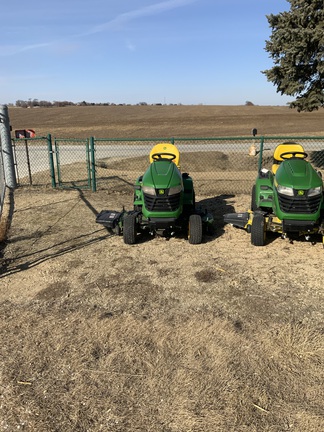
97;151;259;173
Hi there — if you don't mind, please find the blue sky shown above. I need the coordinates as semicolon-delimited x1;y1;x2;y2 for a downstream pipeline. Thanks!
0;0;291;106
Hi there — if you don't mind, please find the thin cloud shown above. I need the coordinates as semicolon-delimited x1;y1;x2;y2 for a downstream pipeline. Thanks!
84;0;198;35
0;0;197;56
0;42;53;57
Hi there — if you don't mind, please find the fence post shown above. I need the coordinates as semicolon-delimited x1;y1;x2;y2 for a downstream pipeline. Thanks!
47;134;56;188
24;137;33;185
258;136;264;171
0;105;16;189
54;138;62;186
90;136;96;192
86;139;91;189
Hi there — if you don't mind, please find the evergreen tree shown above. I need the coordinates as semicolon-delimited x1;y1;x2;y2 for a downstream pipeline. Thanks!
263;0;324;111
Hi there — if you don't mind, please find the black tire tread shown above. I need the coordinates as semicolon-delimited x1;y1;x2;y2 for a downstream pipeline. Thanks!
123;214;137;244
251;213;266;246
188;214;203;244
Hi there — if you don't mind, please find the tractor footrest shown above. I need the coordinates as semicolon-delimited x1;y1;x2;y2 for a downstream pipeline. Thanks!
96;210;124;228
148;217;178;229
224;212;250;228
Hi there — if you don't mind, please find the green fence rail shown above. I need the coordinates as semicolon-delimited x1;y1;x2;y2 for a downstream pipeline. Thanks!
11;135;324;195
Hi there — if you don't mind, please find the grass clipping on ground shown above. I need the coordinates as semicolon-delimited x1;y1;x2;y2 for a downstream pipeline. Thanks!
1;297;323;432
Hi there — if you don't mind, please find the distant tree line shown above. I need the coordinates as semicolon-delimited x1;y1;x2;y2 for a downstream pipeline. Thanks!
14;99;125;108
10;99;258;108
11;99;181;108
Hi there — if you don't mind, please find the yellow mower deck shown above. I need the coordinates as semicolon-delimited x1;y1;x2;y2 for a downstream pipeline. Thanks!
224;210;324;245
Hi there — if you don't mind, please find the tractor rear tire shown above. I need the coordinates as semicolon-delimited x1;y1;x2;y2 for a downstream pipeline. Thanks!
251;213;266;246
188;214;202;244
123;214;137;245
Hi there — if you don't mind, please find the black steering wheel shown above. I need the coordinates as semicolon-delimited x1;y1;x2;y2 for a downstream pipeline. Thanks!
151;152;176;161
280;151;308;160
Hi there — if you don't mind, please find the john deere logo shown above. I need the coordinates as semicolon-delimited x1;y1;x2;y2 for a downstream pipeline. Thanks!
159;189;165;195
298;190;304;196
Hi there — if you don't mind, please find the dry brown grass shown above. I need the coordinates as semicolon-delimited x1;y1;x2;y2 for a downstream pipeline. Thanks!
1;106;324;431
1;297;323;431
1;186;324;431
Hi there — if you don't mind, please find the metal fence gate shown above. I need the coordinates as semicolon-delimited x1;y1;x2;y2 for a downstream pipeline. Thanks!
12;135;95;190
12;135;53;187
53;138;93;189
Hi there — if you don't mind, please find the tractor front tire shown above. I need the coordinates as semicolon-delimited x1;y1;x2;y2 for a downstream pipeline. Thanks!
188;214;202;244
251;213;266;246
123;214;137;245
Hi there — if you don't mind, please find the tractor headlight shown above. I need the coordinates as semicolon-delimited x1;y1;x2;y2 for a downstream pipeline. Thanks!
168;185;182;195
277;185;294;196
142;186;156;196
308;186;322;197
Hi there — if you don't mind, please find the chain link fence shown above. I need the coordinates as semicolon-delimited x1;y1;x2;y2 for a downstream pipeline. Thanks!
11;135;324;196
52;138;91;189
93;137;257;196
93;136;324;195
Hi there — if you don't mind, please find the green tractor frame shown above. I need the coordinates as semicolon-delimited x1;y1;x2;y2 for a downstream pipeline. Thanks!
224;141;324;246
96;143;213;244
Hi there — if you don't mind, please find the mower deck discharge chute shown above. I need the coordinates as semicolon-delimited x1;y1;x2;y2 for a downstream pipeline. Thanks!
224;142;324;246
96;143;213;244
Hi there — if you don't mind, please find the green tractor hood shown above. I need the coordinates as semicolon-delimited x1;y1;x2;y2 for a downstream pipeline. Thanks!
142;159;183;190
137;159;184;220
273;157;323;222
276;158;322;190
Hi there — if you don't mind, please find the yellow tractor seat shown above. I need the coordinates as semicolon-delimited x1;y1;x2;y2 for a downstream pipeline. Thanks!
149;143;180;168
272;143;305;174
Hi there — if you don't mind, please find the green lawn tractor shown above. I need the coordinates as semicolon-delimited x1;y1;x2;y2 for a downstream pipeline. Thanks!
224;142;324;246
96;143;213;244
